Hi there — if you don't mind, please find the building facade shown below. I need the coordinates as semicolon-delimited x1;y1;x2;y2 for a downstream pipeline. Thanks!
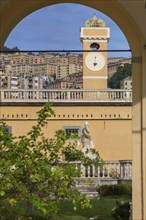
0;1;145;219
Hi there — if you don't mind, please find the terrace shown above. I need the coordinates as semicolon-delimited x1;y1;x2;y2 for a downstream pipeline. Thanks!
0;89;132;104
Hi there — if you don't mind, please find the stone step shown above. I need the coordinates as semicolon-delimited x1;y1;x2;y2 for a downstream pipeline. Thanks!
80;191;99;199
76;185;97;192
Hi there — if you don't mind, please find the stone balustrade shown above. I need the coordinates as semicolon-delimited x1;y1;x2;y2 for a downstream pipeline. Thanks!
75;160;132;179
0;89;132;103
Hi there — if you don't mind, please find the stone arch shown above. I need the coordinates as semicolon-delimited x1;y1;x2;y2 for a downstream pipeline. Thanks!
0;0;144;55
0;1;145;219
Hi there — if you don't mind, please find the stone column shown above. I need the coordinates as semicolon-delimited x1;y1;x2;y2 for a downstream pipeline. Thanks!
132;49;146;219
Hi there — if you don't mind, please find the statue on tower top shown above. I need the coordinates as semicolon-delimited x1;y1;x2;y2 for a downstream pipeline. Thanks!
85;13;105;27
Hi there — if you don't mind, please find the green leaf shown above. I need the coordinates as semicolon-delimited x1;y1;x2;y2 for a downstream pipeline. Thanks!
0;191;5;196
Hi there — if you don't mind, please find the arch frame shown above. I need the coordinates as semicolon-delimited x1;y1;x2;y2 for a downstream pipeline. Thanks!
0;1;146;219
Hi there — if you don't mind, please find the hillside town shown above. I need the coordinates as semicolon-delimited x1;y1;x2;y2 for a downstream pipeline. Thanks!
0;52;131;90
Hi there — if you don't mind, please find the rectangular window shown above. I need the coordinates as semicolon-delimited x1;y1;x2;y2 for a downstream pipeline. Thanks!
4;126;12;134
63;126;80;139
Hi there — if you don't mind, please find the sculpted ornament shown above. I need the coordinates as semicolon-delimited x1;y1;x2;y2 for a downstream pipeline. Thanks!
80;122;96;159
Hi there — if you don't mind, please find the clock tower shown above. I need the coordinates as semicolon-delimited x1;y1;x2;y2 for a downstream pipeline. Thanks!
80;14;110;89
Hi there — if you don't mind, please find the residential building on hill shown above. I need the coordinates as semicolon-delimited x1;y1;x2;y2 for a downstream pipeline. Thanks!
120;76;132;90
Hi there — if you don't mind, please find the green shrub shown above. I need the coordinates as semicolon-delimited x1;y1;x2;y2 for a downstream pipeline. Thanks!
112;200;131;220
98;184;132;198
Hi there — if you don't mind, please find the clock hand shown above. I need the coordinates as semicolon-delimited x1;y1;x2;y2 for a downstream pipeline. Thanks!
93;62;97;66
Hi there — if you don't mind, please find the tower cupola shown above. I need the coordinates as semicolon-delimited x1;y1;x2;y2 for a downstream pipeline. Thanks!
85;13;106;27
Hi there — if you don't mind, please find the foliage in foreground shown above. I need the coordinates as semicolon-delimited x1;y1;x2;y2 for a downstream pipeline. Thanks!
0;102;102;219
0;198;128;220
112;200;131;220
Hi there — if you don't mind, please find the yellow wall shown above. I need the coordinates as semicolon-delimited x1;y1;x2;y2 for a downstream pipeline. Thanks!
83;29;108;36
0;104;132;160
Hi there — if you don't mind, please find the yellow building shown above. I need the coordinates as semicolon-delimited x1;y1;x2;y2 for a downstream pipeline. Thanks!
81;14;109;89
0;103;132;161
0;15;132;161
0;1;145;219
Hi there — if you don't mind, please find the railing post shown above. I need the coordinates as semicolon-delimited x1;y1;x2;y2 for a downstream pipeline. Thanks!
67;90;70;100
81;164;86;177
36;91;40;100
0;90;4;102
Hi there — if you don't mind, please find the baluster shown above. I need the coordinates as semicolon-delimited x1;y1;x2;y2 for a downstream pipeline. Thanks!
86;166;89;177
62;92;65;100
98;166;100;177
112;163;115;177
90;165;92;177
113;91;116;100
52;91;54;100
116;163;119;178
114;92;116;100
102;166;105;177
56;91;59;100
46;91;48;100
86;91;88;100
106;91;108;101
54;92;58;100
122;91;124;100
64;91;66;100
108;92;110;100
44;92;47;99
3;91;5;100
124;163;127;178
48;91;50;99
80;164;85;177
7;91;9;99
35;91;37;100
70;91;72;100
110;92;112;100
107;164;110;177
120;164;123;178
20;92;22;99
117;92;119;100
96;91;99;100
21;91;24;99
101;166;104;178
4;91;7;99
25;91;27;100
79;92;83;99
41;91;44;99
129;162;132;178
94;166;98;177
120;91;122;100
128;163;131;178
30;91;33;99
78;92;80;99
36;91;39;100
92;165;95;177
90;166;92;177
74;92;76;100
8;91;10;99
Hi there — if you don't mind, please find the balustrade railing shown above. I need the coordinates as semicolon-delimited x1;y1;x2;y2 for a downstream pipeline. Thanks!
0;89;132;103
75;160;132;179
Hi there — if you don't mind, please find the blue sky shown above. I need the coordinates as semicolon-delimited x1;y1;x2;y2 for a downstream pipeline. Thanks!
4;3;131;57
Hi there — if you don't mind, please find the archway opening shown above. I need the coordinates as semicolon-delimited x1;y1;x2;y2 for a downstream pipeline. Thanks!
1;3;132;159
0;1;145;218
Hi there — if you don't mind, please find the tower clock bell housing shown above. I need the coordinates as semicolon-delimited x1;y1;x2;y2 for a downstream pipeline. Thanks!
80;14;110;89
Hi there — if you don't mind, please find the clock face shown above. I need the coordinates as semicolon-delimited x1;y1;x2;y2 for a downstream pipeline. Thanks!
85;52;105;71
